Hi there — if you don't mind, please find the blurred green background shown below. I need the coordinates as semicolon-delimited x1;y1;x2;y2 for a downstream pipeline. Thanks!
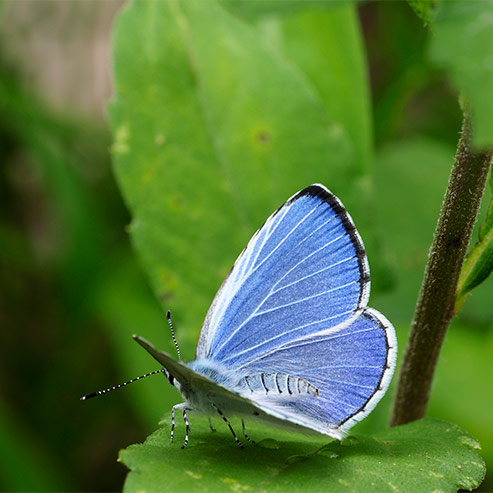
1;1;492;491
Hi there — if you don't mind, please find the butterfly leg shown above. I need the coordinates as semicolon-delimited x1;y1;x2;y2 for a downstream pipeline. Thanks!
181;407;190;449
171;403;187;444
208;417;216;432
212;404;244;449
170;405;176;443
241;419;255;443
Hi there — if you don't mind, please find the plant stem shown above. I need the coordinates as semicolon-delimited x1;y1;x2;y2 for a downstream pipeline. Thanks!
390;113;493;427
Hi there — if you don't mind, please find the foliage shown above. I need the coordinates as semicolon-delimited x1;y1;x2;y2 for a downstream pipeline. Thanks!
109;0;492;491
407;0;437;28
120;418;484;492
430;0;493;149
0;63;165;491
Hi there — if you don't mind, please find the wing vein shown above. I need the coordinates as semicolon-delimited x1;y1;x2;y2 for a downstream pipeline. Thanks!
224;309;355;366
246;202;323;281
255;280;358;316
269;216;341;291
269;254;357;296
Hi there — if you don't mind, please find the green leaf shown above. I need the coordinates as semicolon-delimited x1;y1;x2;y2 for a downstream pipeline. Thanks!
456;167;493;311
110;0;375;344
278;5;372;174
220;0;332;19
429;1;493;149
429;320;493;484
407;0;437;28
120;418;485;492
219;1;373;170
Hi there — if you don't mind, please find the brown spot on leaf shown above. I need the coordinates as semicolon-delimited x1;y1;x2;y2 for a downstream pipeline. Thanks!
257;132;270;144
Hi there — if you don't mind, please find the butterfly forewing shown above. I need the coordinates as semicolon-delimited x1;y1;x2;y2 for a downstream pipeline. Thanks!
197;185;370;365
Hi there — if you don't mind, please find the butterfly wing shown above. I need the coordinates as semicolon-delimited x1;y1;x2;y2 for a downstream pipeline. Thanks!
231;308;397;438
197;184;370;365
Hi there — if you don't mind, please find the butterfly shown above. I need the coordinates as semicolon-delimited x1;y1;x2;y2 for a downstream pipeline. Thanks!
131;184;397;448
82;184;397;448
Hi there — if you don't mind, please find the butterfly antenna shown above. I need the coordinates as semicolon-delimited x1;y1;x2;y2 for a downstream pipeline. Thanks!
167;310;181;361
80;369;165;401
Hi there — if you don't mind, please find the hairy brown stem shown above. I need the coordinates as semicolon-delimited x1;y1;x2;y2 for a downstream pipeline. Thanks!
390;113;493;427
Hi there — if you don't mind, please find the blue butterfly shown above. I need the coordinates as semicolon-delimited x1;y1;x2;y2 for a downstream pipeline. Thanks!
133;184;397;448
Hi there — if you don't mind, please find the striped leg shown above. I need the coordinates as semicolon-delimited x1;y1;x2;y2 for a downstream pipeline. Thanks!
241;419;255;443
212;404;244;449
208;417;216;432
170;406;176;443
171;403;186;444
181;408;190;449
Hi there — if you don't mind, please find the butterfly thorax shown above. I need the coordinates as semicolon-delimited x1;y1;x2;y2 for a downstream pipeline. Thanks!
179;358;249;415
186;358;238;388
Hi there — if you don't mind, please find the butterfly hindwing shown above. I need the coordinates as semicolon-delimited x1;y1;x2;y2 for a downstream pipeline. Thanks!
197;185;370;366
234;308;397;437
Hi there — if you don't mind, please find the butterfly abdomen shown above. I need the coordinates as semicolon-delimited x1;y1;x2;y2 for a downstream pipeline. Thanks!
239;373;319;397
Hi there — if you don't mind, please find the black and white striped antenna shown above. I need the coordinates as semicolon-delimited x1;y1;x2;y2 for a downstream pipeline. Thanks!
167;310;181;361
81;310;182;401
80;369;165;401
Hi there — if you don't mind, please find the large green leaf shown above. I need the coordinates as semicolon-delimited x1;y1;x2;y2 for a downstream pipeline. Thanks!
120;418;484;492
220;0;331;19
430;1;493;149
221;2;372;173
278;6;372;173
110;0;374;349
